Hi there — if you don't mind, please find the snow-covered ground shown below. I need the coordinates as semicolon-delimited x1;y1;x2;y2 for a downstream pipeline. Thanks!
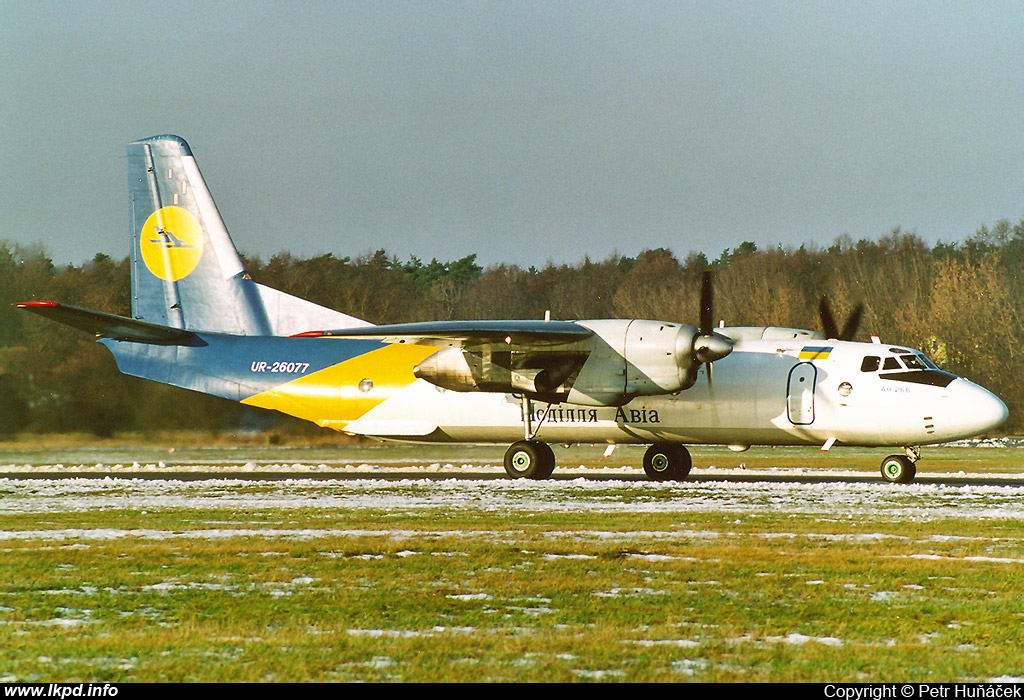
4;454;1024;683
3;466;1024;523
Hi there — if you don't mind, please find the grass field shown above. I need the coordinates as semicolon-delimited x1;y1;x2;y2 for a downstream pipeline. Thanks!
2;438;1024;682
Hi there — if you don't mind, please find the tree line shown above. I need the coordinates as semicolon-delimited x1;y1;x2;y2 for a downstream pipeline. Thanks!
2;219;1023;436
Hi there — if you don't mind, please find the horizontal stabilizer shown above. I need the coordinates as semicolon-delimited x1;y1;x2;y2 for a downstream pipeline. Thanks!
15;301;198;345
292;319;593;348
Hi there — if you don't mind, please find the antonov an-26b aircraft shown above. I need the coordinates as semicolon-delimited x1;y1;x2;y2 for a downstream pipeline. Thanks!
18;135;1008;483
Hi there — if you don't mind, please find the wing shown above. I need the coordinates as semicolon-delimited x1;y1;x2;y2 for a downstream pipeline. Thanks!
291;319;593;349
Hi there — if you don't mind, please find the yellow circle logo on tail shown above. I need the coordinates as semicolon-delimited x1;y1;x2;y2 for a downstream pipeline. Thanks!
140;206;204;281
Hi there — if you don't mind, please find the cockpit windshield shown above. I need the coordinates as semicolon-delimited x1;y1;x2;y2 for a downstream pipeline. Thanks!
862;353;940;372
859;351;954;387
900;354;927;370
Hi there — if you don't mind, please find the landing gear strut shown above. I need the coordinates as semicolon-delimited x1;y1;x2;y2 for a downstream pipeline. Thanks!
880;446;921;484
643;444;692;482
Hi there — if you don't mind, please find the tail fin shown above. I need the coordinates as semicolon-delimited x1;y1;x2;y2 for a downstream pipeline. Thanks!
128;135;367;335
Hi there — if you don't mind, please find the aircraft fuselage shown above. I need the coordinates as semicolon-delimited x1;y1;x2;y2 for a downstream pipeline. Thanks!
99;329;1007;451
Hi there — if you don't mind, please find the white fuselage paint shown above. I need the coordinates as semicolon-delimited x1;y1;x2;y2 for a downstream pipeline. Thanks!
346;337;1008;448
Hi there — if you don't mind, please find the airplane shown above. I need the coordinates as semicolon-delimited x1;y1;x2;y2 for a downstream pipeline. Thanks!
16;135;1008;484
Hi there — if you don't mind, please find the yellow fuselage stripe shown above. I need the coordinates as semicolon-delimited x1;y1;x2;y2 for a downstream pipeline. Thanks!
241;343;438;428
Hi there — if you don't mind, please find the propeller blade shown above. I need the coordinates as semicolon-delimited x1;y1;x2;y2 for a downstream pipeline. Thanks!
840;303;864;342
699;270;714;336
819;296;864;341
819;296;839;340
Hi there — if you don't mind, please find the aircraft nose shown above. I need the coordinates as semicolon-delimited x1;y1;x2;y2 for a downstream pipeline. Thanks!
948;379;1008;436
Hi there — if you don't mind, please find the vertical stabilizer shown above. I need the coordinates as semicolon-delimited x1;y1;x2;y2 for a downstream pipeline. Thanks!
128;135;368;335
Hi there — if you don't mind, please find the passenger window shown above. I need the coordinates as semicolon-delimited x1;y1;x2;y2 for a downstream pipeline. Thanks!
860;356;880;372
882;357;901;371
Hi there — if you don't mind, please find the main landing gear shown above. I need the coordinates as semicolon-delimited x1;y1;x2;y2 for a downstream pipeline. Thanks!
504;396;558;479
502;440;693;481
504;397;693;481
880;446;921;484
503;440;556;480
642;444;692;482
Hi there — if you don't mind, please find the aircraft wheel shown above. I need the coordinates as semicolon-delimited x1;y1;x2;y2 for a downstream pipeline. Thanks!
504;440;556;480
643;444;692;482
880;455;916;484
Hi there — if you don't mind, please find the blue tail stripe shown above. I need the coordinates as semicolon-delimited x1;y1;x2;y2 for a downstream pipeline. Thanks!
100;335;385;401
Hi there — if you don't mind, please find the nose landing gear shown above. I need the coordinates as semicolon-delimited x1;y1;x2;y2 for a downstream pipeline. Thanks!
880;446;921;484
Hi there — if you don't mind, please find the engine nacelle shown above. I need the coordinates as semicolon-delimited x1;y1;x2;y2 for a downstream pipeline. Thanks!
413;346;584;398
566;319;730;406
623;319;701;395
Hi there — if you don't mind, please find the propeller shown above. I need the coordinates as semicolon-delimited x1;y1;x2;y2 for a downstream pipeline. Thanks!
691;271;733;384
818;296;864;341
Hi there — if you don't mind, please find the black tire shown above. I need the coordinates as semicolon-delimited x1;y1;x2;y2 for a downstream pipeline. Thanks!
504;440;556;479
532;441;556;479
880;455;916;484
643;444;692;482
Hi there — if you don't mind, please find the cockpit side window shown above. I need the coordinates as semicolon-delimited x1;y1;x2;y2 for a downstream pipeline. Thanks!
882;357;902;371
860;356;880;372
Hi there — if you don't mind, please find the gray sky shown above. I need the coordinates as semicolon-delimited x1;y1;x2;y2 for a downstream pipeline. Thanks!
3;1;1023;269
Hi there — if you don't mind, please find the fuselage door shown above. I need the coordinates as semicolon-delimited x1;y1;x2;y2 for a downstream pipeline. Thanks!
787;361;817;425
